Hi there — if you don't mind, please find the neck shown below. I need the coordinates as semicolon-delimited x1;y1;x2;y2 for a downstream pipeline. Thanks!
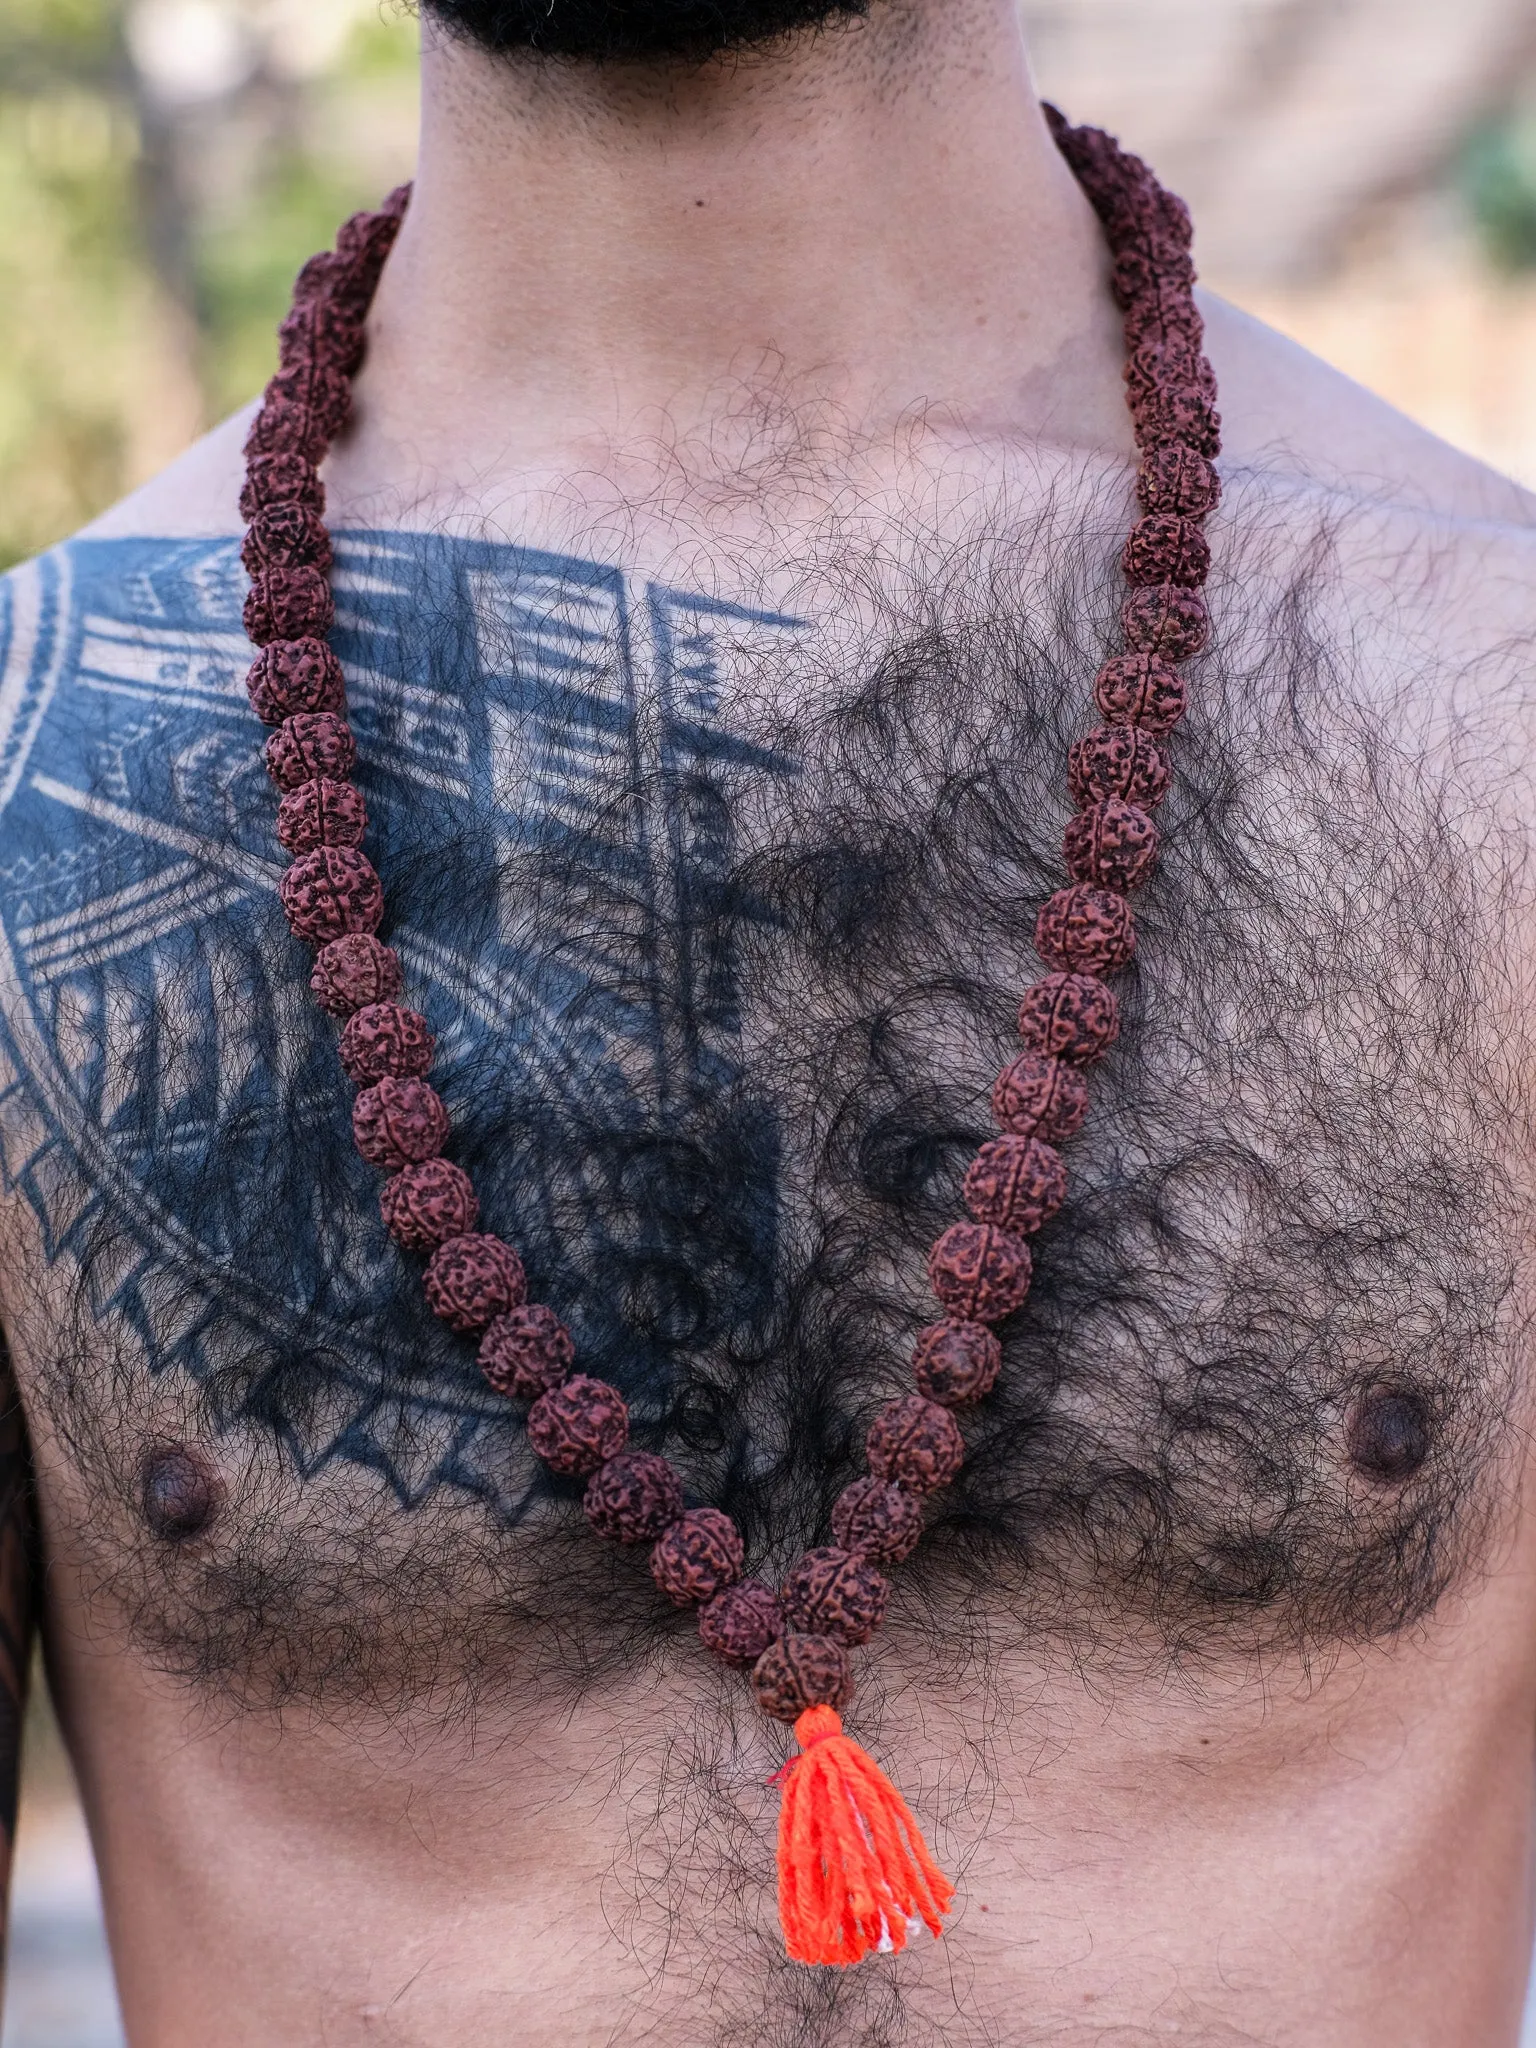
346;1;1129;509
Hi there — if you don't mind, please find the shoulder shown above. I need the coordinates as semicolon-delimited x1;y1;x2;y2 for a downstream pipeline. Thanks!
1192;297;1536;757
1201;293;1536;533
76;404;254;545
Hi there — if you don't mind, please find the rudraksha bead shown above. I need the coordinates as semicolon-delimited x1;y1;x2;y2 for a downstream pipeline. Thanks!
782;1547;889;1646
1124;340;1217;412
1111;240;1196;308
266;712;355;790
912;1320;1002;1408
1137;442;1220;518
241;503;333;577
1094;652;1186;732
243;566;334;646
244;394;326;462
352;1075;449;1169
311;932;402;1016
1122;287;1204;356
1064;797;1160;892
867;1394;965;1496
1068;724;1171;809
424;1232;527;1333
963;1135;1067;1236
278;296;365;377
1122;583;1209;660
1122;514;1210;589
265;359;351;442
751;1634;852;1722
699;1582;783;1668
279;846;383;944
929;1220;1032;1321
1017;973;1120;1064
276;776;365;855
335;197;406;278
1131;383;1221;456
1035;882;1136;974
585;1451;684;1544
991;1049;1089;1143
239;452;323;520
247;638;345;723
339;1000;434;1084
651;1507;744;1607
380;1158;478;1251
527;1375;629;1476
478;1304;575;1400
830;1477;924;1564
291;249;348;306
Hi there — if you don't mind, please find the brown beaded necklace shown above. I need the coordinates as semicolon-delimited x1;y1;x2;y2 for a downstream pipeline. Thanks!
238;108;1219;1968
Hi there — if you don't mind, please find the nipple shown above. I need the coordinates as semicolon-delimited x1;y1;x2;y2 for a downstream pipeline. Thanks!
1346;1385;1430;1484
140;1445;222;1541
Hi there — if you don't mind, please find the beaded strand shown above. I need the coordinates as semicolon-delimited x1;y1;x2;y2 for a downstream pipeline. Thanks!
238;112;1219;1736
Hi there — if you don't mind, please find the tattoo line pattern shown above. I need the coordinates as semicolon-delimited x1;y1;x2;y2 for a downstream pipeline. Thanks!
0;533;804;1520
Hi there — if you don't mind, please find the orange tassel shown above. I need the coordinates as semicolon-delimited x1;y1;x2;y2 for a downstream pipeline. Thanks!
775;1705;955;1967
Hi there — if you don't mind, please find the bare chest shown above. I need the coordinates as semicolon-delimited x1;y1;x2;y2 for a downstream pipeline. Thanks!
0;517;1527;1706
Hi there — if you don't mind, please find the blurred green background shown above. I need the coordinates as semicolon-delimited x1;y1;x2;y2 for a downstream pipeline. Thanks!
0;0;417;571
5;0;1536;579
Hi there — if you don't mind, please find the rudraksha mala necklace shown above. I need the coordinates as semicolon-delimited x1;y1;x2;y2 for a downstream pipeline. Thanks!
238;108;1219;1968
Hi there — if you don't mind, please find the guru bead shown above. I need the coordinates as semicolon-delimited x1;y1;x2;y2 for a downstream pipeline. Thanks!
266;712;356;791
1067;725;1171;809
1063;797;1160;892
527;1375;629;1475
928;1221;1032;1321
1137;443;1220;518
1035;882;1136;975
751;1634;853;1722
651;1507;745;1607
247;638;345;723
279;846;384;944
379;1158;478;1251
243;565;335;646
782;1547;890;1646
866;1395;965;1495
1121;582;1209;660
963;1136;1067;1236
478;1304;575;1401
584;1452;684;1544
423;1232;527;1332
830;1477;924;1565
699;1581;784;1668
241;502;333;577
339;1001;434;1084
311;932;402;1017
991;1049;1089;1142
1094;652;1186;732
912;1320;1002;1408
276;776;366;855
1016;973;1120;1064
351;1075;449;1169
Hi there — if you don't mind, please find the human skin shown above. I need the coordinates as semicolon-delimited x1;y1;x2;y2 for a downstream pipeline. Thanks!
4;1;1536;2042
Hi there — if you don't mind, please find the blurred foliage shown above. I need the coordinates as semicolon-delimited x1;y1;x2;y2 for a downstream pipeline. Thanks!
1464;109;1536;270
0;0;417;571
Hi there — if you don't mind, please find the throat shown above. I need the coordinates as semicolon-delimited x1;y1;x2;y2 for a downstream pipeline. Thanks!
337;1;1129;515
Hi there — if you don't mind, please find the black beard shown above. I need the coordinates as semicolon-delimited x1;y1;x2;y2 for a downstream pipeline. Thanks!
423;0;868;60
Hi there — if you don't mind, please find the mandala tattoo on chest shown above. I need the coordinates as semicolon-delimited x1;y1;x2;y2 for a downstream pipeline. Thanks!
230;109;1223;1966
